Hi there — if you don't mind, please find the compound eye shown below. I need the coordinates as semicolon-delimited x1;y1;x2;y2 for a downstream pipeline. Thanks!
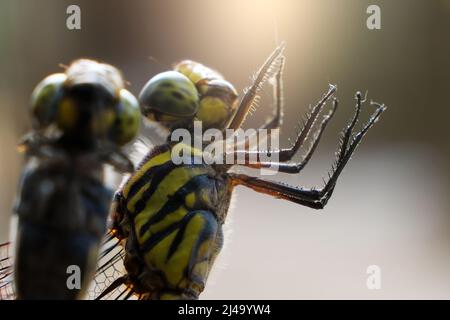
138;71;199;119
174;60;222;84
195;79;238;129
112;89;141;146
30;73;67;129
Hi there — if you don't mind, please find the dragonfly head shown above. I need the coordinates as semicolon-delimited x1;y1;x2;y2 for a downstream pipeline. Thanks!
30;59;140;147
139;61;238;133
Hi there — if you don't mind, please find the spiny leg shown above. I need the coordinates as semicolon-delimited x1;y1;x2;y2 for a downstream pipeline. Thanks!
224;43;335;166
229;98;386;209
240;97;339;173
320;100;386;201
226;84;336;164
335;91;366;164
234;55;285;152
238;91;364;173
227;43;285;130
262;55;285;130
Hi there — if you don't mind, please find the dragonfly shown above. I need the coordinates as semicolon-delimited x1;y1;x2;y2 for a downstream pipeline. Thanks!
0;59;140;299
89;43;387;300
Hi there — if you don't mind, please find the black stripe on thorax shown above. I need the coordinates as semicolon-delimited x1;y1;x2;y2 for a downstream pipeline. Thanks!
135;144;170;171
138;174;213;238
126;145;171;200
131;157;205;216
139;210;196;255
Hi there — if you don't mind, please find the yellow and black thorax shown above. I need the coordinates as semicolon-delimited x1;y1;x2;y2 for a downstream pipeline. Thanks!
116;142;232;252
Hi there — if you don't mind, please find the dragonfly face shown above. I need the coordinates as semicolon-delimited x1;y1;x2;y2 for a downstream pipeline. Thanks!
31;59;140;148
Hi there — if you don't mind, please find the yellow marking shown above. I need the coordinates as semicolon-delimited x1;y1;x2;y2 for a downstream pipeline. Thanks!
144;228;178;279
127;183;150;213
185;192;196;209
134;166;208;244
171;142;204;161
123;143;204;199
145;213;206;286
148;206;187;236
122;150;171;197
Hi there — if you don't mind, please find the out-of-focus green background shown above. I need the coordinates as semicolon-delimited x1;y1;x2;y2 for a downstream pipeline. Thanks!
0;0;449;298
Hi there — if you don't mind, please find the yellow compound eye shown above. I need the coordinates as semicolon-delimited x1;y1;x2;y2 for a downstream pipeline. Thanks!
139;71;199;120
196;97;230;129
174;60;223;84
30;73;67;129
196;79;238;129
112;89;141;146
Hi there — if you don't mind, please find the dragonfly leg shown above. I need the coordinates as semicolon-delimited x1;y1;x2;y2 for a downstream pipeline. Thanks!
229;98;386;208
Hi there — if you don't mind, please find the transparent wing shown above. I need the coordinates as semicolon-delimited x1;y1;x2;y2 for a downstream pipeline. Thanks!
89;137;154;300
87;233;135;300
0;242;15;300
90;134;159;300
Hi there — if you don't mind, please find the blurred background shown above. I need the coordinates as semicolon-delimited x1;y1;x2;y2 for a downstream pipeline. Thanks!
0;0;449;299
